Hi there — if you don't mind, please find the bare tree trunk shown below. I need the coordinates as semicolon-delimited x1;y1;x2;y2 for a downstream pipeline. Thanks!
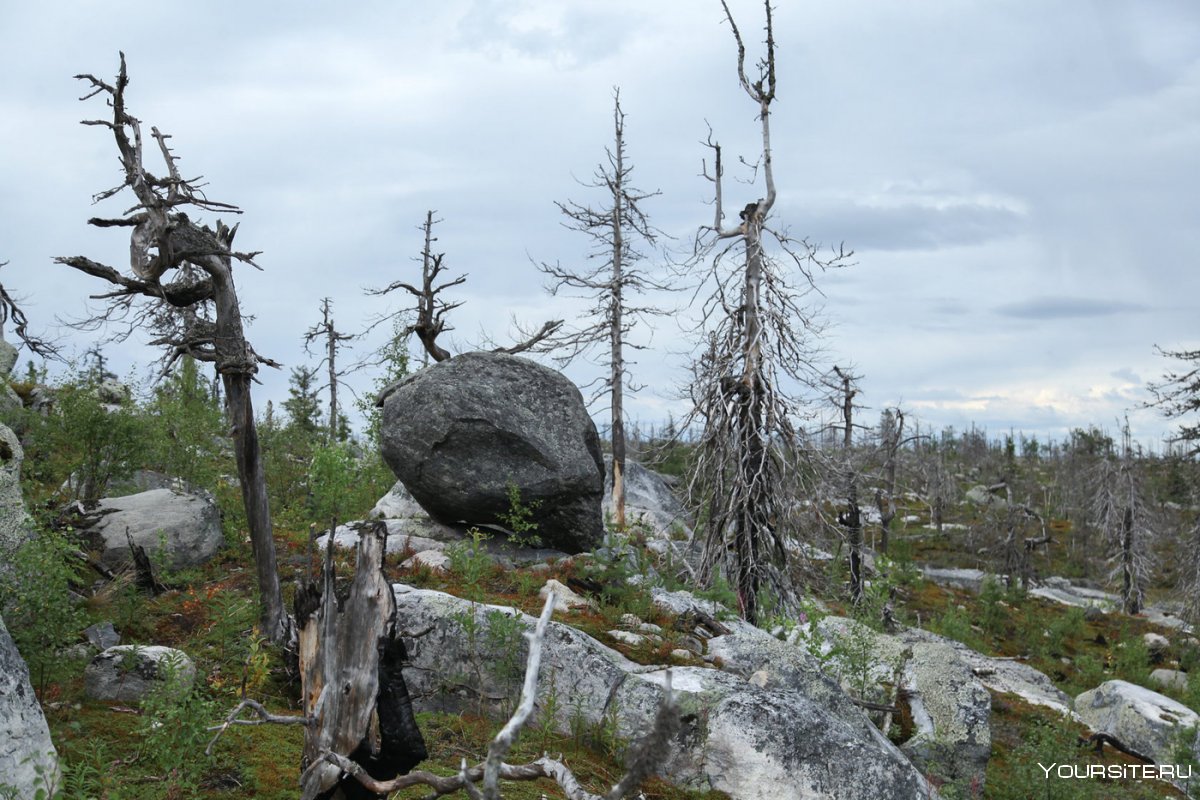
1121;505;1140;615
225;372;289;642
610;123;627;530
835;367;863;604
324;299;340;439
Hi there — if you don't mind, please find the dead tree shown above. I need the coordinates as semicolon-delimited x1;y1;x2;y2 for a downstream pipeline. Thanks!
831;367;866;604
873;408;905;553
915;444;956;536
368;212;561;366
1091;424;1154;615
55;54;291;645
293;523;427;799
685;0;851;623
539;89;668;530
304;297;354;440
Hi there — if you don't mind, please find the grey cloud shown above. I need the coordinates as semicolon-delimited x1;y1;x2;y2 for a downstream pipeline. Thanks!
995;297;1147;320
787;200;1026;252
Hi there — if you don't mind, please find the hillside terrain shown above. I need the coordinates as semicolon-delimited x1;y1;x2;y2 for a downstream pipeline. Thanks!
1;361;1199;800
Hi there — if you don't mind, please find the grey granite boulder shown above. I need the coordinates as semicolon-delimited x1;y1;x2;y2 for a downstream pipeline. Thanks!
87;488;222;571
0;614;60;797
369;480;426;519
379;352;605;553
84;645;196;703
1074;680;1200;766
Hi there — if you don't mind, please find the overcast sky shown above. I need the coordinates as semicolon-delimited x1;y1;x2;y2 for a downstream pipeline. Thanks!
1;1;1197;449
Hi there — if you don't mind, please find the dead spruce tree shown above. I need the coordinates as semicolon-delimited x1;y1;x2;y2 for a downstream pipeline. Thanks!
55;54;291;644
1091;423;1155;615
873;407;906;554
831;366;866;604
686;0;850;623
1147;346;1200;623
304;297;354;440
369;211;561;366
539;89;667;530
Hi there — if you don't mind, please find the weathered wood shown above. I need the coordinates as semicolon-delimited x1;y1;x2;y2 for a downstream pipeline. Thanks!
297;521;426;800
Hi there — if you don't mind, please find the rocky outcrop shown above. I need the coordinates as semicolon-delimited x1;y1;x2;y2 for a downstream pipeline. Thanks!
921;567;988;593
1074;680;1200;767
379;352;605;553
0;614;60;797
896;625;1073;716
84;645;196;703
86;488;223;571
394;584;935;800
0;423;33;554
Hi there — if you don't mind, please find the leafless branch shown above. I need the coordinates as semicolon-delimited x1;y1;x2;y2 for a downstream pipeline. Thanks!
205;700;309;756
0;262;61;358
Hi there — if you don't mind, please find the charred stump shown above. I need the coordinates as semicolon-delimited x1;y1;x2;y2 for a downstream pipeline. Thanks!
296;522;426;799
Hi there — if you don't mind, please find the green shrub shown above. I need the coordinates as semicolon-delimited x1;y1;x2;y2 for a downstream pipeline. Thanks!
144;356;227;493
0;529;86;695
978;576;1007;638
932;604;980;651
1046;607;1087;656
447;528;494;602
136;653;219;792
498;482;542;548
1112;629;1150;686
18;370;153;504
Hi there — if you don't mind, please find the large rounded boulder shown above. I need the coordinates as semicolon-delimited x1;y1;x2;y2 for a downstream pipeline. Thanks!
379;352;605;553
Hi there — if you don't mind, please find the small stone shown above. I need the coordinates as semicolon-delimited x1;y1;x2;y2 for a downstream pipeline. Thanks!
1149;668;1189;693
748;670;769;688
1144;633;1170;654
84;621;120;650
671;649;693;661
540;579;594;613
608;630;647;647
401;550;450;573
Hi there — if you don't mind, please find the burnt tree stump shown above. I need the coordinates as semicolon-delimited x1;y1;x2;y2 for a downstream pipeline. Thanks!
296;521;426;799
